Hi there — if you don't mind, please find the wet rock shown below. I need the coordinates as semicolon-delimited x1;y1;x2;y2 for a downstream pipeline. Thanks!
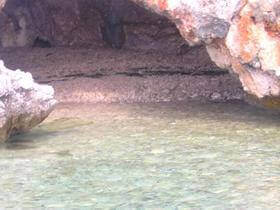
0;60;56;142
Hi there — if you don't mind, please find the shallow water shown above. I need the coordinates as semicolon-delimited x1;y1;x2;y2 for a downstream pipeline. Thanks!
1;101;280;209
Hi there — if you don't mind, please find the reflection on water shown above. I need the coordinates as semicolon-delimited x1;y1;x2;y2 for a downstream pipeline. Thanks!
0;101;280;209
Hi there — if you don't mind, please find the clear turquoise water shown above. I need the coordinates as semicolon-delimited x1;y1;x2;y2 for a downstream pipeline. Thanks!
0;101;280;209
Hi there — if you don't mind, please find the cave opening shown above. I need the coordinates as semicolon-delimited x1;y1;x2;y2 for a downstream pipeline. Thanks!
2;1;280;207
0;0;244;103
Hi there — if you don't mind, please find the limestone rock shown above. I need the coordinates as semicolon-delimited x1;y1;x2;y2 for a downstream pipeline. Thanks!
0;60;56;142
131;0;280;103
1;0;280;105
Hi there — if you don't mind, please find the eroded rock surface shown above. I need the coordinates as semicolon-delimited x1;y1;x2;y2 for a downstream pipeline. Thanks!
131;0;280;105
0;0;185;53
1;0;280;106
0;60;56;142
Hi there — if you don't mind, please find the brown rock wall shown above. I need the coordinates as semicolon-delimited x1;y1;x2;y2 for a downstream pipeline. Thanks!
2;0;280;107
0;0;186;53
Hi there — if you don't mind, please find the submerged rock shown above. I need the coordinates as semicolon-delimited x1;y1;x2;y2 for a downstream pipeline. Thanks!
0;60;56;142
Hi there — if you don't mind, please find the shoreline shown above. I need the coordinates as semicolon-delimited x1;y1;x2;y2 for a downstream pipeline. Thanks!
1;46;245;104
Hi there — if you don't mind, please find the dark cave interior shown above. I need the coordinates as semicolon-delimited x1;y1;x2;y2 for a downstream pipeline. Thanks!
0;0;246;104
0;0;218;61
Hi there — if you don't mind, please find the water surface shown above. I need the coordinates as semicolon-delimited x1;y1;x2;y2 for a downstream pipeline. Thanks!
0;101;280;209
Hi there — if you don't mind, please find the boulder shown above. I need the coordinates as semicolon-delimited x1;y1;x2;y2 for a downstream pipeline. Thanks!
131;0;280;106
0;60;56;142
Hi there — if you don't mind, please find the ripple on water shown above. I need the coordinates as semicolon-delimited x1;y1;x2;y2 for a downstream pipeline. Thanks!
0;101;280;209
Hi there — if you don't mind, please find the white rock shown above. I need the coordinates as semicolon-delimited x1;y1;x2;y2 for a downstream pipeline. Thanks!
0;60;56;142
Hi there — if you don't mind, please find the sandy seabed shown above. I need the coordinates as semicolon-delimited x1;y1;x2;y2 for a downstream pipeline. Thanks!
0;46;245;104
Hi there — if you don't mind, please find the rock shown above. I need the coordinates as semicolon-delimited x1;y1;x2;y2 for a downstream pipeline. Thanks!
210;92;222;102
130;0;280;105
0;0;185;52
98;0;126;49
1;0;280;106
0;60;56;142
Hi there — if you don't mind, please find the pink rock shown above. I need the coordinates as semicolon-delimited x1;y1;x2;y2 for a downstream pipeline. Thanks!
131;0;280;100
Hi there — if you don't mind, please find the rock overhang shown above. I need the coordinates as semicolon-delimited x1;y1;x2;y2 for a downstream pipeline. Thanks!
0;0;280;109
130;0;280;108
